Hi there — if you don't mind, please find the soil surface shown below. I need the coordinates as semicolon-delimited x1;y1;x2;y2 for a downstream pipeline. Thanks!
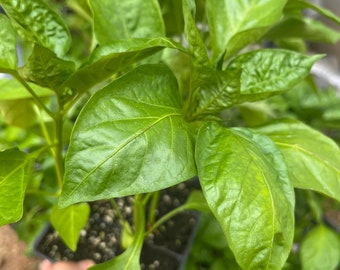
0;225;39;270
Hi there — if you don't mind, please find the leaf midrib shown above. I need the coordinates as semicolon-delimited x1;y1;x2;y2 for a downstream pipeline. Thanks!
63;112;181;201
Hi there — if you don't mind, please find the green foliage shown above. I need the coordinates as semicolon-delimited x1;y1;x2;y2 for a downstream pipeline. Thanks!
59;64;196;207
196;122;294;269
300;225;340;270
0;148;32;226
0;14;17;71
51;203;90;251
0;0;340;269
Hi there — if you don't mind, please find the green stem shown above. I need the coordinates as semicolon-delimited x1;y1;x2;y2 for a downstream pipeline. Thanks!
11;71;56;120
110;198;126;223
147;191;160;227
54;109;64;190
145;204;189;237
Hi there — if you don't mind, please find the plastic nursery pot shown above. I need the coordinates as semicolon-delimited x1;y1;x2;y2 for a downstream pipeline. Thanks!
33;181;199;270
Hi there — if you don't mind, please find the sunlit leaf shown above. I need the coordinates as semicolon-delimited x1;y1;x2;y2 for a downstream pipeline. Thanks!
59;64;196;207
0;0;71;56
89;0;164;45
0;148;32;226
0;14;17;71
206;0;286;61
257;120;340;201
196;122;294;269
51;203;90;251
226;49;322;103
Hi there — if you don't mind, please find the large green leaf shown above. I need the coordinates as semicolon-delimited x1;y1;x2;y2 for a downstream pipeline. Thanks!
59;64;196;207
0;14;17;71
205;0;287;62
257;120;340;201
0;148;32;226
265;16;340;44
63;37;184;95
0;77;53;100
89;0;164;45
51;203;90;251
300;225;340;270
0;0;71;56
195;122;295;270
226;49;322;103
20;44;75;94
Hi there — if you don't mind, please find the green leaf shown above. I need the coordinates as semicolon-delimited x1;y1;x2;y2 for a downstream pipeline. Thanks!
300;225;340;270
0;14;17;71
50;203;90;251
89;0;164;45
196;122;295;270
0;99;37;128
257;120;340;201
0;77;53;100
225;49;323;103
186;68;240;120
182;0;209;66
286;0;340;26
0;148;32;226
266;16;340;44
205;0;286;62
59;64;196;207
0;0;71;56
19;44;75;94
63;37;184;95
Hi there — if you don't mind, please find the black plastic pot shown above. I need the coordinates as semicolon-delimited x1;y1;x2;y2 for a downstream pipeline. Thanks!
34;182;199;270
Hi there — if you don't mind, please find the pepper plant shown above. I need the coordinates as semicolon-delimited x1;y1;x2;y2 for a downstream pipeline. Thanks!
0;0;340;269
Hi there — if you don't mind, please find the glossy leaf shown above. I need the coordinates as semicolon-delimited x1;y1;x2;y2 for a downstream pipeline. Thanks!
182;0;209;66
0;148;32;226
186;68;240;120
20;44;76;94
257;120;340;201
300;225;340;270
0;77;53;100
225;49;322;103
205;0;286;62
266;16;340;44
59;64;196;207
196;122;295;269
0;0;71;56
89;0;164;45
0;14;17;71
51;203;90;251
63;37;184;95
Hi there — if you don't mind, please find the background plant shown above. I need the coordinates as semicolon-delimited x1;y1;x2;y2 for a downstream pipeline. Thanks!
0;0;340;269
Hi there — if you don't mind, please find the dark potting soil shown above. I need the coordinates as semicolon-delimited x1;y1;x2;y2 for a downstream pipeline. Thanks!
35;181;198;269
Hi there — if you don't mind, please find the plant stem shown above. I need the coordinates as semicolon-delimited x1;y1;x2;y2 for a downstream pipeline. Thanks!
110;198;125;222
147;191;160;227
11;71;56;120
145;204;189;237
54;109;64;190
